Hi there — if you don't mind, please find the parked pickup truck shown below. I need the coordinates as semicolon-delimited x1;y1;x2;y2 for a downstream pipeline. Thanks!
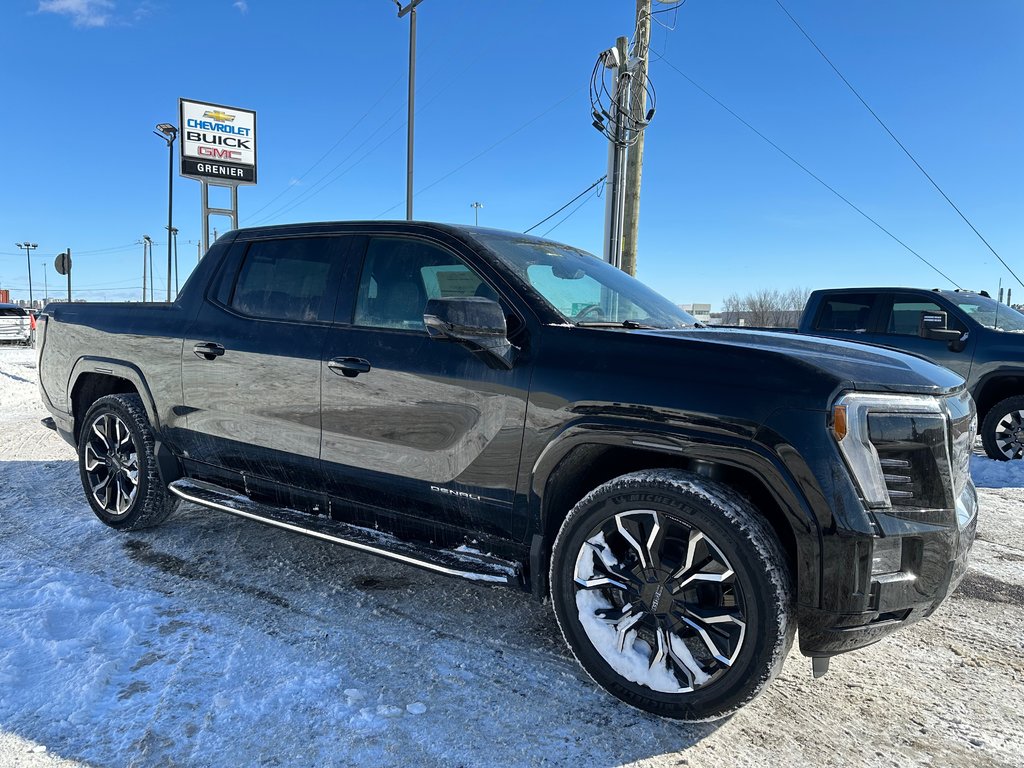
800;287;1024;460
37;222;977;721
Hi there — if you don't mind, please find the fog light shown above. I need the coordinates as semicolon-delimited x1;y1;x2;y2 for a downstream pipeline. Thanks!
871;537;903;575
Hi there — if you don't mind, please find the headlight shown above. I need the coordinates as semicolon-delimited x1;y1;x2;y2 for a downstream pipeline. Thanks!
831;391;975;524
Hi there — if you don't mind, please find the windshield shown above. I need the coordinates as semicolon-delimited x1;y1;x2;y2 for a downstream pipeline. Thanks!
473;233;699;329
955;294;1024;332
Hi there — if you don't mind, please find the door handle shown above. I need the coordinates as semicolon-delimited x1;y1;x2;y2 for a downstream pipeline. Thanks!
193;342;225;360
328;357;371;377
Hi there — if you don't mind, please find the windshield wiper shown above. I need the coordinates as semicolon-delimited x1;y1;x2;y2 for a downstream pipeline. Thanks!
575;320;667;330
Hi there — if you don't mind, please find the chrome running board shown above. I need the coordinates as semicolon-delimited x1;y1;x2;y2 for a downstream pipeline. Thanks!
168;478;521;586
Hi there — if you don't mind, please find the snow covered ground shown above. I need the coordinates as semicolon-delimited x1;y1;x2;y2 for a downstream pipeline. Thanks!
1;345;1022;767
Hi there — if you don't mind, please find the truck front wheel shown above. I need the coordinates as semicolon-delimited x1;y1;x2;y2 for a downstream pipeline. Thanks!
78;393;178;529
981;395;1024;460
549;469;794;721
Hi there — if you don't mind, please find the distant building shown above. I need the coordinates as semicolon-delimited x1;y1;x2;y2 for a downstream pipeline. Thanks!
680;303;712;324
710;309;803;328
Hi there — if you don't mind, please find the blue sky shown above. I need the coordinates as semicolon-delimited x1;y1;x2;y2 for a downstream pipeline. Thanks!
0;1;1021;306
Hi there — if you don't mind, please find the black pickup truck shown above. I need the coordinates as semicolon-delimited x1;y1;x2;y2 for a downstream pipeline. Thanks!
800;287;1024;460
37;222;977;721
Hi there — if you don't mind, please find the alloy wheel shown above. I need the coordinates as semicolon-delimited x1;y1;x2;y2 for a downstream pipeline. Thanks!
994;409;1024;460
572;509;746;693
83;412;140;515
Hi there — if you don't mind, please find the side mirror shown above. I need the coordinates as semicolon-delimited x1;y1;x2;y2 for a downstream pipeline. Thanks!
423;297;515;369
918;310;966;351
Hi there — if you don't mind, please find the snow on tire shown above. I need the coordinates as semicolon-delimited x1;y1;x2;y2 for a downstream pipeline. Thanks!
78;393;178;530
549;469;795;721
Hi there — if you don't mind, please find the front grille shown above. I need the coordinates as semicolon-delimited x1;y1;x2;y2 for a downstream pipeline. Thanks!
868;413;950;510
880;457;913;500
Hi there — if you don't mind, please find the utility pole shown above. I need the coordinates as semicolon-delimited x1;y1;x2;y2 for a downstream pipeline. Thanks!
471;201;483;226
15;242;37;305
397;0;426;220
141;236;151;302
170;227;179;296
622;0;651;277
602;36;630;269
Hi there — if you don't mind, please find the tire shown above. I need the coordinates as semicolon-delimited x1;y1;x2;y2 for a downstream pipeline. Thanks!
981;395;1024;461
78;393;178;530
549;469;795;722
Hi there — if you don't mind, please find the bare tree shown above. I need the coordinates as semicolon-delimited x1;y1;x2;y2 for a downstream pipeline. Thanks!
719;286;810;328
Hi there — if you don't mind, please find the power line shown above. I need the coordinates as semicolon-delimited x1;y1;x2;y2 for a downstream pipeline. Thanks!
248;106;408;225
542;186;603;238
246;74;406;221
773;0;1019;289
525;176;607;233
373;87;583;219
655;53;962;289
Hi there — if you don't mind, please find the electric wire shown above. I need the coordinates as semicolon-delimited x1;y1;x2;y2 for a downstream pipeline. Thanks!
373;87;583;219
246;74;406;221
250;53;492;226
541;185;603;238
773;0;1018;289
524;176;607;233
655;53;962;288
248;104;408;225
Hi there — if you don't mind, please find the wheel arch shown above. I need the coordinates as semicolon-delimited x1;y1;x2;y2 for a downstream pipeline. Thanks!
68;358;161;443
972;372;1024;424
527;426;820;608
69;363;182;486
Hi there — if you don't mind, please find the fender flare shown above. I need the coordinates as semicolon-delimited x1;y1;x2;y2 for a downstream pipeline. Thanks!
527;420;823;606
66;356;163;435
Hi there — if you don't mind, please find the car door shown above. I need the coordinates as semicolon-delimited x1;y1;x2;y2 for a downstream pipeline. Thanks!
180;233;355;501
319;233;532;538
859;292;975;380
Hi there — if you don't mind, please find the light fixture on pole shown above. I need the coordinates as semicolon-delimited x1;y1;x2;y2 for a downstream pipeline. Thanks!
15;242;38;305
154;123;178;302
471;201;483;226
396;0;426;221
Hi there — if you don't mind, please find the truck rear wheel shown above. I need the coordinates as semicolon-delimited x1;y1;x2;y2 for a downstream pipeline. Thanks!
78;393;178;529
549;469;794;721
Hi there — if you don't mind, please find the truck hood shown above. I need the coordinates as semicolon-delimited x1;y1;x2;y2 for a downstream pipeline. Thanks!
643;327;965;396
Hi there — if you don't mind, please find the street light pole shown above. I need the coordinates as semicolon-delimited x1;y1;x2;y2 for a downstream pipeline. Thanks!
397;0;426;221
42;260;48;301
471;201;483;226
141;235;152;302
154;123;178;302
15;242;38;305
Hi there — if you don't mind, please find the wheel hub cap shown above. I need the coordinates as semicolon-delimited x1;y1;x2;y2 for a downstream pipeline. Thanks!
572;509;746;694
83;412;139;516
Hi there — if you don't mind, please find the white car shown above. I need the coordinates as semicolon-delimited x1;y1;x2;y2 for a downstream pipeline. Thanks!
0;304;32;345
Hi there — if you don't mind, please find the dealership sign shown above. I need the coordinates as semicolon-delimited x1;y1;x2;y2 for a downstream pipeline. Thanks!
179;98;257;184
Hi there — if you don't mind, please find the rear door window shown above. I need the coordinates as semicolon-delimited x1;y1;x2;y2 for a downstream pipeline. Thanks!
815;294;878;332
0;307;27;317
228;237;343;322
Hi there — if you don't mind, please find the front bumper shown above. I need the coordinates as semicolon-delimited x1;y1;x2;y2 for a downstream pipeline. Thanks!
798;481;978;657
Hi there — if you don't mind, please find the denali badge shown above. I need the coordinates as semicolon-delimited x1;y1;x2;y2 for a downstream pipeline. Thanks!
430;485;482;502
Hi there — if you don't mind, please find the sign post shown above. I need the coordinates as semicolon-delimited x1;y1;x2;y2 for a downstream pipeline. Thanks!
179;98;258;256
54;249;72;302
